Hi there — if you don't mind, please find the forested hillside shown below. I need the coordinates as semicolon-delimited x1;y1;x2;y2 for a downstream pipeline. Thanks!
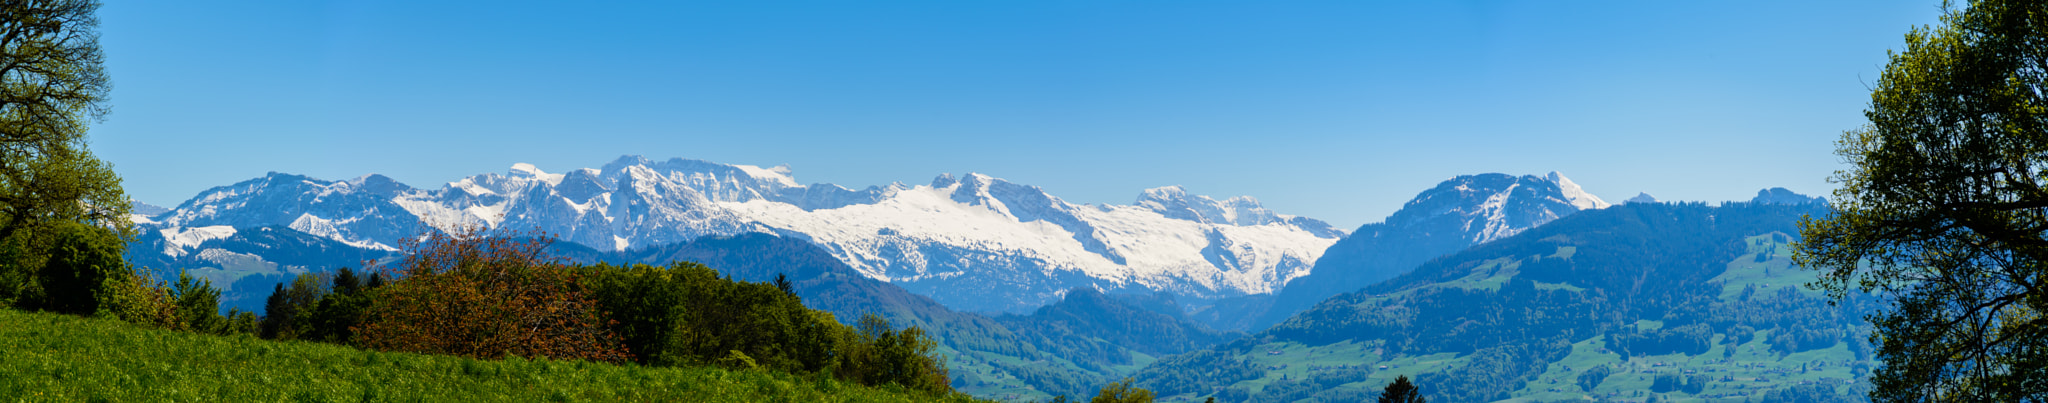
555;232;1240;400
1134;201;1872;402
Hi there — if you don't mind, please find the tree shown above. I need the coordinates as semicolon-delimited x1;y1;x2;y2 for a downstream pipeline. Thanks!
354;228;628;363
1379;375;1425;403
301;267;379;343
1795;0;2048;401
0;0;130;292
1089;377;1154;403
33;220;122;314
258;273;325;340
170;271;225;333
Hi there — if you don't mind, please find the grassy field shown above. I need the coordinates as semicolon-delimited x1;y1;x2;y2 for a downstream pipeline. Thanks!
0;309;986;402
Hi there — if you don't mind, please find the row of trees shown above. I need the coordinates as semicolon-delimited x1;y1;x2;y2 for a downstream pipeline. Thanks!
238;230;958;396
0;220;255;334
6;224;961;396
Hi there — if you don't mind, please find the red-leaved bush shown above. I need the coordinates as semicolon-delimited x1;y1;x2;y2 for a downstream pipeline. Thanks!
354;228;628;363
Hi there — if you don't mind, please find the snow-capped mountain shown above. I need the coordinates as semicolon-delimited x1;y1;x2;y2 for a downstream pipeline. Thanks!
1246;172;1608;329
134;156;1344;313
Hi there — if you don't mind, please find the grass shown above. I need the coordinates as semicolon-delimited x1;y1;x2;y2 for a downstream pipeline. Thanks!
1710;233;1825;301
0;309;987;402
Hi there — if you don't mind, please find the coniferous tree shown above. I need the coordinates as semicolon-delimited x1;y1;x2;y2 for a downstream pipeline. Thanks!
259;283;289;339
774;272;794;297
170;271;225;333
1379;375;1426;403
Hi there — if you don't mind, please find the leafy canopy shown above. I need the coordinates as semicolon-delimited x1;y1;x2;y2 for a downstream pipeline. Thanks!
1795;0;2048;401
0;0;128;244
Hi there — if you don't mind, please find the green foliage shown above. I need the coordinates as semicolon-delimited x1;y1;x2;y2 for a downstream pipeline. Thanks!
1575;364;1611;392
1760;384;1860;403
1136;203;1866;401
1088;377;1153;403
259;273;326;340
1415;339;1571;402
1649;373;1681;393
1378;375;1425;403
32;220;126;315
984;354;1110;398
0;0;132;319
993;288;1240;374
0;0;132;255
1609;323;1712;357
1129;349;1261;398
354;231;628;363
838;314;954;395
300;267;379;343
1795;0;2048;401
582;261;837;372
0;308;986;402
167;271;236;334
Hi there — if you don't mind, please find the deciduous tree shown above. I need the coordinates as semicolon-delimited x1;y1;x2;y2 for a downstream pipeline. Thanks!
0;0;129;271
355;229;627;363
1795;0;2048;400
1089;377;1154;403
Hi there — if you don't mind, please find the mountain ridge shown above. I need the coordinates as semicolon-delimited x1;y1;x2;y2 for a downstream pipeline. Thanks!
132;155;1342;313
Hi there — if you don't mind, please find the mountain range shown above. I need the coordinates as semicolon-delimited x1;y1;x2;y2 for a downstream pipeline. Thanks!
133;155;1343;313
118;155;1866;401
1135;195;1858;402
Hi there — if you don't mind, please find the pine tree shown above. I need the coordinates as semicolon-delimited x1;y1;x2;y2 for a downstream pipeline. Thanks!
1379;375;1426;403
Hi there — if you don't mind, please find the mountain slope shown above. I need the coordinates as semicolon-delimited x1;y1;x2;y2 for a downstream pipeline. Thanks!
1238;172;1607;331
124;225;400;313
1133;195;1871;402
133;156;1343;313
994;288;1244;374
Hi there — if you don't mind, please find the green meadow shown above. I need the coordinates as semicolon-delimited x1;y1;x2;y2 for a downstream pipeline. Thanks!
0;309;985;402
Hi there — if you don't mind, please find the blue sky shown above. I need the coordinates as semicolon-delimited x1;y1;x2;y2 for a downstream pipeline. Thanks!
96;1;1943;229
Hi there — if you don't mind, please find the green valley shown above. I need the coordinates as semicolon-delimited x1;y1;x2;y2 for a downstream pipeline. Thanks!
1132;202;1871;402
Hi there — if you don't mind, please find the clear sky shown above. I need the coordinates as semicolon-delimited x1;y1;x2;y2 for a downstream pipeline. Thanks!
94;1;1944;229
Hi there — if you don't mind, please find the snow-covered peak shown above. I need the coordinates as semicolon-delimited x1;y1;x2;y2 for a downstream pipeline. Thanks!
1546;171;1610;210
736;164;800;188
1136;185;1288;227
509;163;566;186
1138;185;1192;201
142;155;1350;313
157;225;239;257
1388;172;1607;244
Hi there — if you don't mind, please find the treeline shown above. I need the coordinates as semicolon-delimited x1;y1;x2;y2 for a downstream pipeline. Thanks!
2;224;958;397
0;221;257;333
